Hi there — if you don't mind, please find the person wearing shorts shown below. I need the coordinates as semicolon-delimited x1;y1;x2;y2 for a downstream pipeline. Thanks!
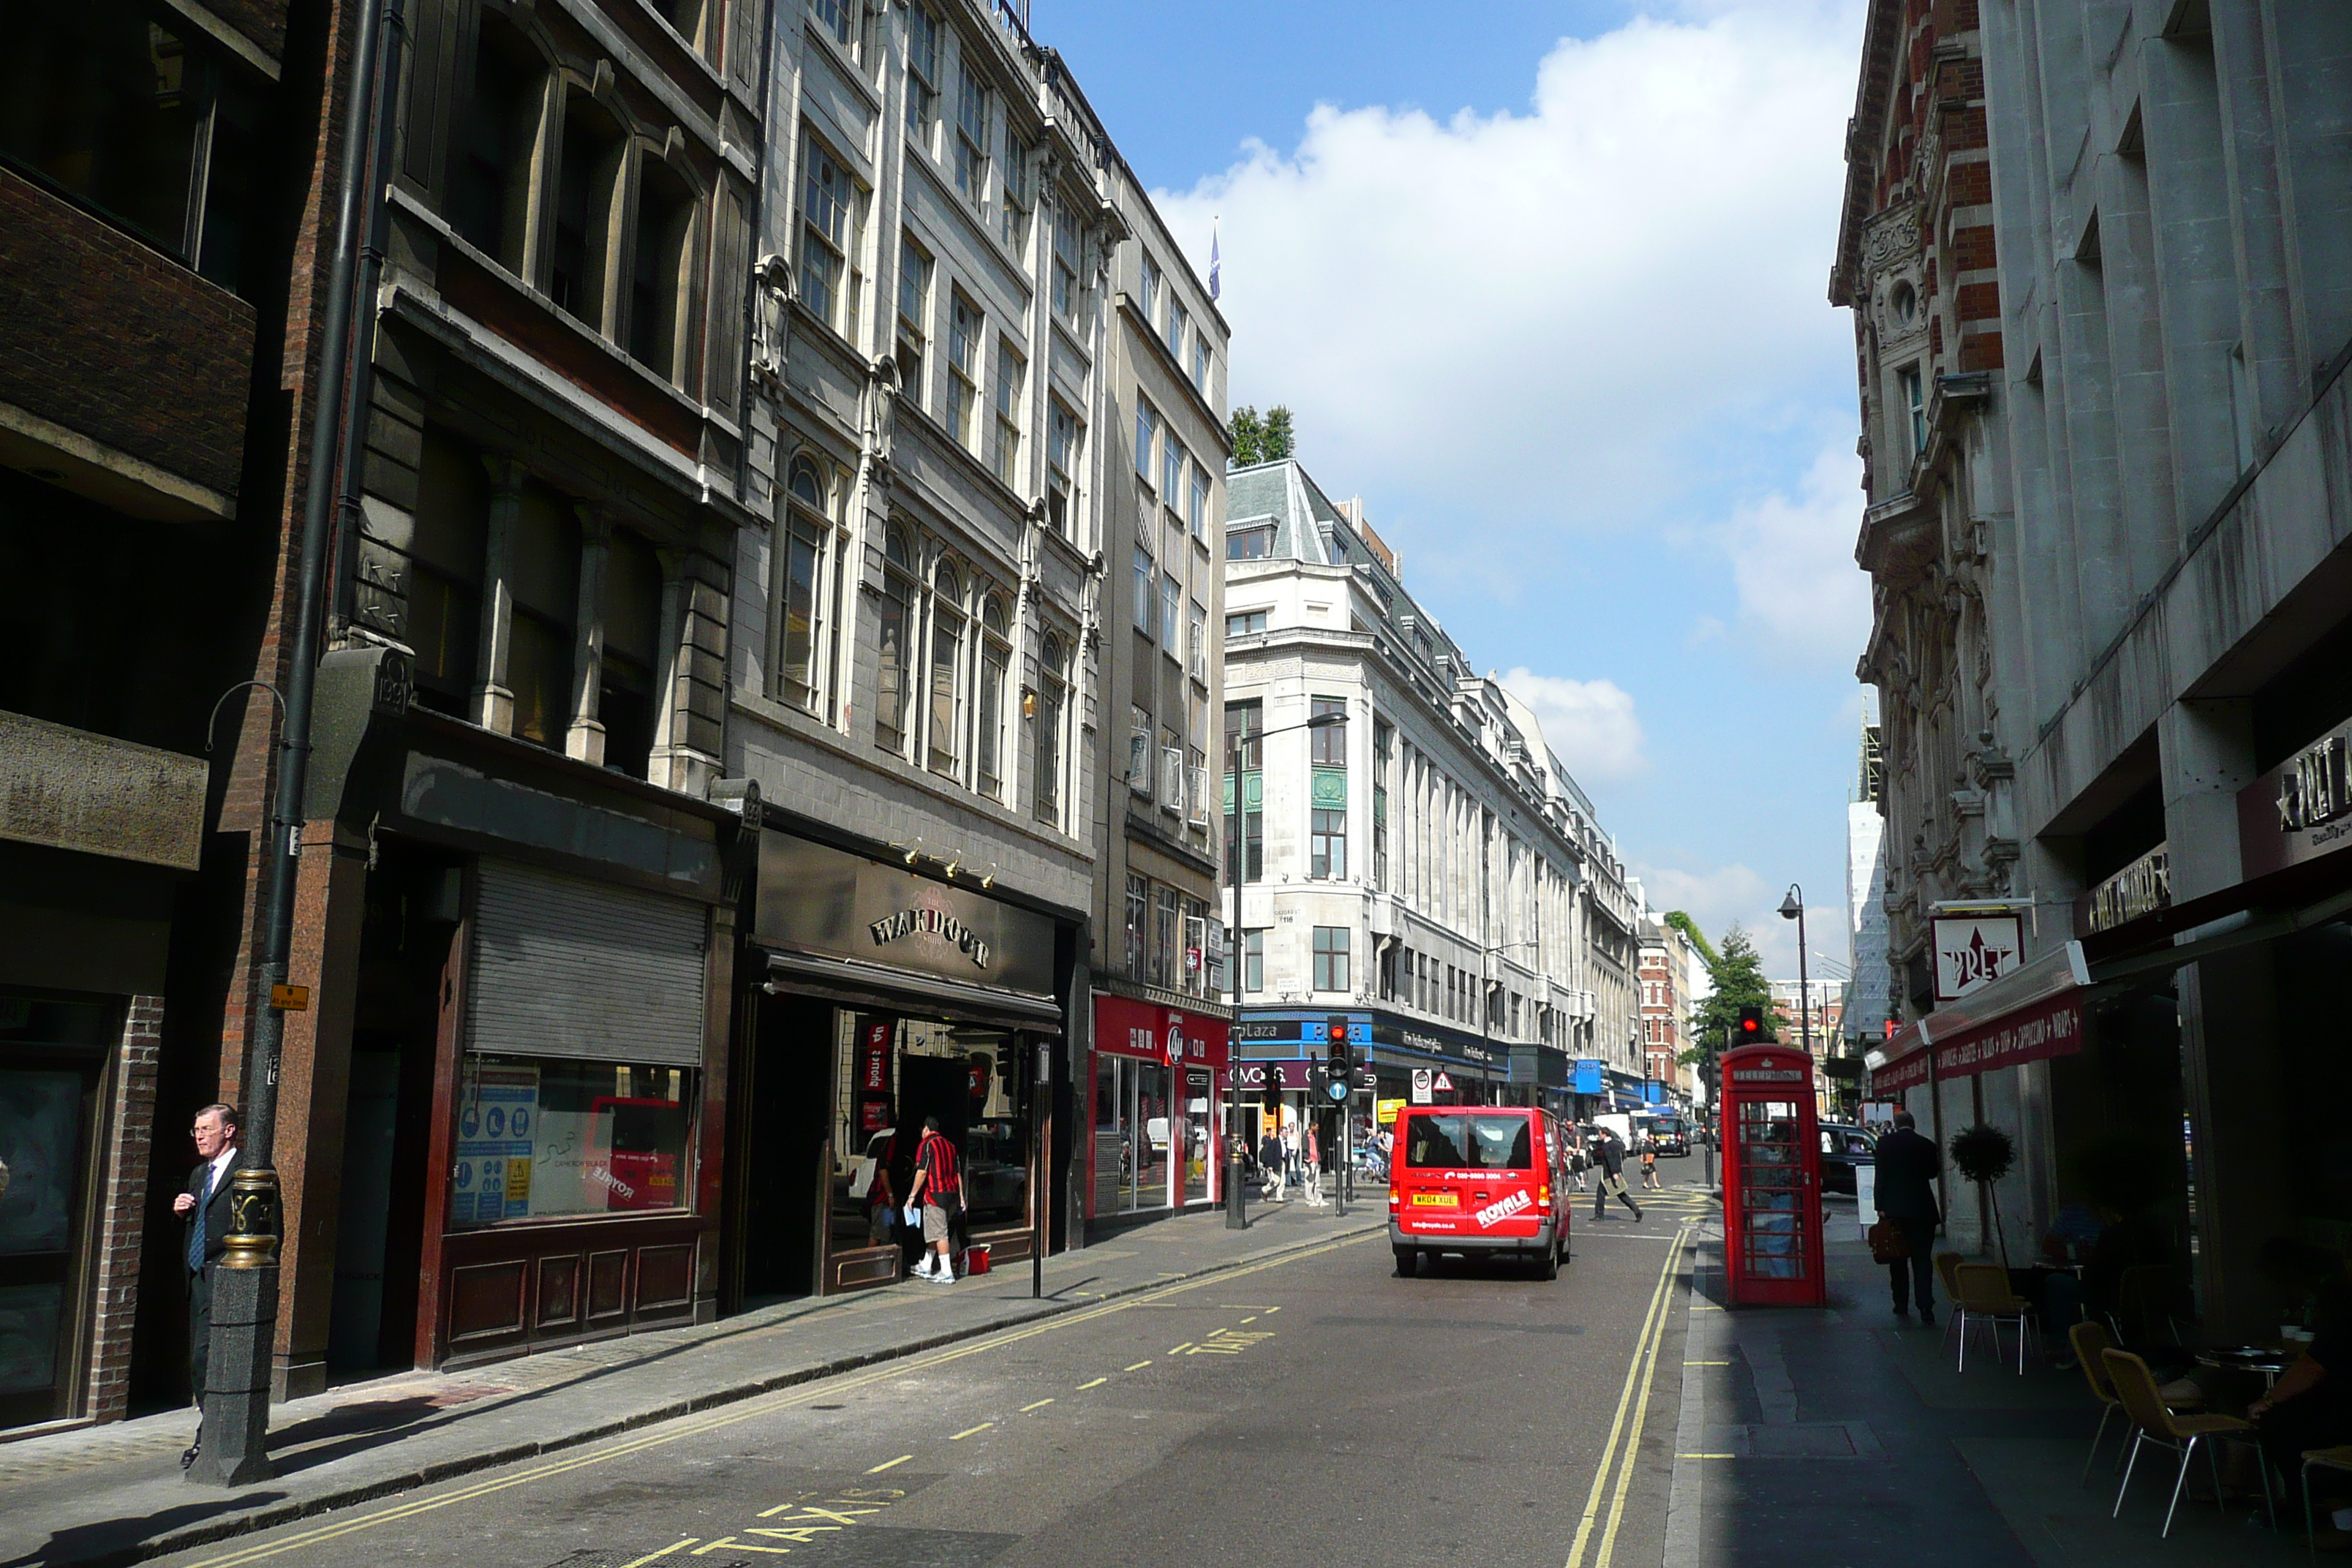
906;1116;962;1283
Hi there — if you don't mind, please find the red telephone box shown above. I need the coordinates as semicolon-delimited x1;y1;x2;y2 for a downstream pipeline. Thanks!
1718;1044;1825;1306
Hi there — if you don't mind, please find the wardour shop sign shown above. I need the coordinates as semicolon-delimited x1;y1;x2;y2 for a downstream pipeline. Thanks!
867;905;992;969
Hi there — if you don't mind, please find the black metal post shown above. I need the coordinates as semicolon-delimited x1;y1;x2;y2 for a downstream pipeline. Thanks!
195;0;402;1488
1224;728;1247;1231
1033;1035;1047;1300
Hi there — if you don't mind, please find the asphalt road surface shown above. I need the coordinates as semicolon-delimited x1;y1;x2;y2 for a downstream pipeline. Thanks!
152;1182;1711;1568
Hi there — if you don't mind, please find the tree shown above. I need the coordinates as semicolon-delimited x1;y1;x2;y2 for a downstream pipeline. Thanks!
1228;404;1296;467
1679;924;1774;1069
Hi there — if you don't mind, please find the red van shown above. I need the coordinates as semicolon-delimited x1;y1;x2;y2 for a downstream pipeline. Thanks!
1387;1106;1572;1278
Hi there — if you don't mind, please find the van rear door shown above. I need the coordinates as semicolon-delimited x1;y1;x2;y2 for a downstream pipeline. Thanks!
1394;1111;1546;1239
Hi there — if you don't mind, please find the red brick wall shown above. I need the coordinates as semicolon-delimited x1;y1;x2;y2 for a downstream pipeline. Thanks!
0;170;257;500
87;996;162;1424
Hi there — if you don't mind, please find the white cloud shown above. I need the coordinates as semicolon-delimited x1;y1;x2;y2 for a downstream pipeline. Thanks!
1156;1;1863;545
1632;861;1814;979
1498;668;1646;781
1719;440;1874;668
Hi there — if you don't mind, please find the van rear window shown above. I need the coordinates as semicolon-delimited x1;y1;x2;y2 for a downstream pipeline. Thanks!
1403;1115;1532;1171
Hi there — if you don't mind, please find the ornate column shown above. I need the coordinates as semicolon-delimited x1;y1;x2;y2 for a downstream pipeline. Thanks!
472;458;525;734
567;507;614;766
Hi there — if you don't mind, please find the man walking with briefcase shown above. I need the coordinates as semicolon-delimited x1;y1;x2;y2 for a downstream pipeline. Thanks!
1872;1111;1942;1325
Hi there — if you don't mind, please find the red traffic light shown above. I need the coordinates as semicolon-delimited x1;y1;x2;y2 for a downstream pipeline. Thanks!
1325;1015;1349;1045
1737;1004;1765;1039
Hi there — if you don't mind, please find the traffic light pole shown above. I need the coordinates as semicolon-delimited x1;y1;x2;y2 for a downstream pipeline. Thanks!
1224;730;1248;1232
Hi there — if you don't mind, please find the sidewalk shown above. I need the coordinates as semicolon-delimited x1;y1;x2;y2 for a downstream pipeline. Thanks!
1665;1199;2307;1567
0;1198;1380;1568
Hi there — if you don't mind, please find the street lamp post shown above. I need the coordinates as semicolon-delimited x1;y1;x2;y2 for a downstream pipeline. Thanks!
1779;884;1810;1089
1224;709;1346;1229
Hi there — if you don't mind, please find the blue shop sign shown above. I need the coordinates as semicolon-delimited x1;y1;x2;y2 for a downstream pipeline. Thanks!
1572;1059;1605;1095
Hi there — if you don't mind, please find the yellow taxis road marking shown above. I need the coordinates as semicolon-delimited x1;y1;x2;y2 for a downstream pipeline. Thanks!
1240;1315;1257;1323
948;1422;994;1440
1077;1376;1108;1389
1124;1360;1153;1371
178;1232;1374;1568
1168;1343;1195;1354
619;1545;696;1567
864;1454;913;1474
1020;1398;1055;1411
1561;1226;1689;1568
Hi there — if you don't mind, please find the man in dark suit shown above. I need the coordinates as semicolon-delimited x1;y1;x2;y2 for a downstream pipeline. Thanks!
1874;1110;1942;1324
174;1102;239;1469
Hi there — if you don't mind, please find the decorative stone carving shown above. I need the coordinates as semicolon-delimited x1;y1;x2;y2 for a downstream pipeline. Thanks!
859;352;899;467
751;253;793;384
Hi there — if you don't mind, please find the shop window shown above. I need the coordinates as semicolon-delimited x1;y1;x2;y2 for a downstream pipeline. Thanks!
1311;696;1348;764
453;1056;693;1223
506;481;579;749
1154;886;1180;989
1124;874;1148;981
927;561;965;777
0;990;116;1428
551;94;625;329
777;456;833;715
1093;1054;1172;1217
1311;808;1346;880
446;13;543;273
1313;927;1350;992
897;233;930;406
600;528;662;778
991;338;1024;487
976;596;1009;800
0;1;267;290
401;427;489;717
875;527;914;755
1046;398;1079;536
628;153;698;386
1033;631;1066;826
797;132;866;343
829;1014;1034;1256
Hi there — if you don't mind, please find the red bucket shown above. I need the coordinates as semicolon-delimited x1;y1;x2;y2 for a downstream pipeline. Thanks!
964;1245;990;1275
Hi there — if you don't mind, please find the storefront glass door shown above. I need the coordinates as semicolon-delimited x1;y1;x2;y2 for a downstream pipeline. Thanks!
1183;1068;1212;1203
1092;1056;1175;1215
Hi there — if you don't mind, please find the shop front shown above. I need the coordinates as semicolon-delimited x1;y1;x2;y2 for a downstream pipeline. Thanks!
735;828;1074;1297
1088;995;1229;1224
302;709;740;1381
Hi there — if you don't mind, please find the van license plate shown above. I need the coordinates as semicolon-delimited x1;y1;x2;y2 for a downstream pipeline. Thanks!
1411;1193;1458;1207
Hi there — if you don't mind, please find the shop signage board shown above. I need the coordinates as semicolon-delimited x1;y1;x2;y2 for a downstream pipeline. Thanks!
755;832;1055;995
2242;718;2352;878
1931;911;2023;1002
1869;989;2085;1096
2084;843;2170;934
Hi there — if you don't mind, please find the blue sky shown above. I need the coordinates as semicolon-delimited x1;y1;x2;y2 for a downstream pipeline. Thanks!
1044;1;1873;979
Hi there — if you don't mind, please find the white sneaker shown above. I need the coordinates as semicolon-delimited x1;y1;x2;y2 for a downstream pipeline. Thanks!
928;1265;957;1283
911;1258;934;1279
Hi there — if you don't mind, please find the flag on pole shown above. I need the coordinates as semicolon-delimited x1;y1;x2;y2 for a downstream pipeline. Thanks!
1209;219;1221;301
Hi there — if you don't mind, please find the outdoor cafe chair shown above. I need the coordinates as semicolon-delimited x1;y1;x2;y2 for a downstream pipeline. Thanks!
1953;1261;2036;1373
2103;1347;2273;1539
2071;1320;2202;1485
1934;1251;1964;1350
2303;1446;2352;1563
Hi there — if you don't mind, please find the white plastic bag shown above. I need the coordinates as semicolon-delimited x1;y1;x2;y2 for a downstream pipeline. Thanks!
903;1203;921;1229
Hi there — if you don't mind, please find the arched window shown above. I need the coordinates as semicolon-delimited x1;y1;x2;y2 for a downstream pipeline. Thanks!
1033;630;1066;827
927;561;966;776
777;456;831;714
875;527;914;755
976;595;1010;801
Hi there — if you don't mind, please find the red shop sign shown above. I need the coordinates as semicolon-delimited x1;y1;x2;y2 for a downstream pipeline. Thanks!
1931;990;2084;1078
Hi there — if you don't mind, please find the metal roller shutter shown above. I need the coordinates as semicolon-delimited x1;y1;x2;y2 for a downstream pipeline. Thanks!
470;859;707;1066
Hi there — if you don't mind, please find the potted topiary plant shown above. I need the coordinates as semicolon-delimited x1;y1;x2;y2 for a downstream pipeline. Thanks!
1949;1123;2016;1270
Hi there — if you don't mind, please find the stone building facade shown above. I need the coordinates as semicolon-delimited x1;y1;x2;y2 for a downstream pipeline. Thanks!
1220;459;1640;1122
1843;0;2352;1323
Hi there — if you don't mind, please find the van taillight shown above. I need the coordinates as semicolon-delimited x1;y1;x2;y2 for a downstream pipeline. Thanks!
1538;1186;1550;1211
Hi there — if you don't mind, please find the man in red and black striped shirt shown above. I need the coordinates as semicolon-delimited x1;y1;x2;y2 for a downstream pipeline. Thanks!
907;1116;962;1283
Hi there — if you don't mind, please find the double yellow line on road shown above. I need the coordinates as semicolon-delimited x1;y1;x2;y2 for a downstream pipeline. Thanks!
177;1232;1374;1568
1563;1225;1689;1568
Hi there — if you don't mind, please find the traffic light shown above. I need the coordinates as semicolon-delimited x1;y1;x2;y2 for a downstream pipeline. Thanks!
994;1036;1020;1092
1736;1005;1766;1044
1322;1017;1353;1104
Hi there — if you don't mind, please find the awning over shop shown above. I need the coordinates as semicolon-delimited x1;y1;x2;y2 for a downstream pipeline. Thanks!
1866;941;2089;1095
762;948;1064;1032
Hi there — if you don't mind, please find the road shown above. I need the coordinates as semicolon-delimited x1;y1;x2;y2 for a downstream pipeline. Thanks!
152;1179;1712;1568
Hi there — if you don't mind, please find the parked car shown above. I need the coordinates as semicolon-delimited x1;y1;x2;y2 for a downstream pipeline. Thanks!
1817;1122;1877;1196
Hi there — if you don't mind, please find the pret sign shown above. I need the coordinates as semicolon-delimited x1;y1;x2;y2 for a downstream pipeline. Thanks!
1931;913;2022;1003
